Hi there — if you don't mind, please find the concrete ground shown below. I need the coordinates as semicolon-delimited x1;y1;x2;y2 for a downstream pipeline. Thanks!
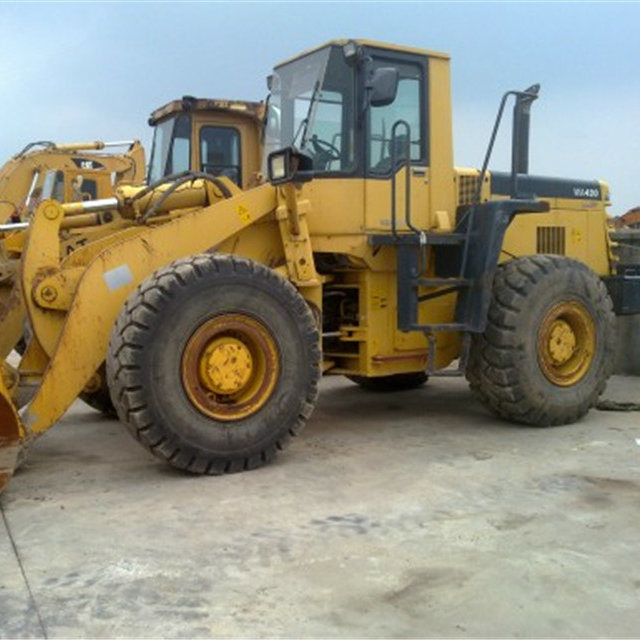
1;375;639;639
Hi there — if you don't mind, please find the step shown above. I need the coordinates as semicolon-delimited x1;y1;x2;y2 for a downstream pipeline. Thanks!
368;233;467;247
416;277;472;287
409;322;469;332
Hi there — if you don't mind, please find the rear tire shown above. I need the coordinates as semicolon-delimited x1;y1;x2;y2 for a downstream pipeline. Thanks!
106;254;320;474
346;372;428;392
466;255;616;426
80;364;117;416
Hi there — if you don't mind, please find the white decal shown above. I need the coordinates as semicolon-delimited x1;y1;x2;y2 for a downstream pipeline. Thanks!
572;187;599;199
103;264;134;291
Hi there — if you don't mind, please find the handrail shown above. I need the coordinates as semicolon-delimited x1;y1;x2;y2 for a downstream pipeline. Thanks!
390;119;421;239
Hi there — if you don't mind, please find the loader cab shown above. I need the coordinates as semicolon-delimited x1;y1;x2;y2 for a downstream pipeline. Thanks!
147;98;265;190
38;163;113;205
264;39;456;233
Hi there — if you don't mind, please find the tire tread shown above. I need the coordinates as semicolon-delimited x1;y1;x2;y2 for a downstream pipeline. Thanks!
466;255;615;426
106;254;320;474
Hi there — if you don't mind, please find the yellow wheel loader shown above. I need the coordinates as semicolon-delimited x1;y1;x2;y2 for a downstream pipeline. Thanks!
0;138;145;302
1;39;638;494
147;96;264;190
1;97;264;267
0;139;145;309
0;139;145;224
0;99;264;412
0;139;146;410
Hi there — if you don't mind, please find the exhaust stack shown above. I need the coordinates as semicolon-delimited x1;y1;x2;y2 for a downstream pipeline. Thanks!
510;84;539;196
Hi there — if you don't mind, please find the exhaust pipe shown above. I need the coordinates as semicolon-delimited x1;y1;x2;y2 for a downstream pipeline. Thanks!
472;84;541;208
510;84;539;196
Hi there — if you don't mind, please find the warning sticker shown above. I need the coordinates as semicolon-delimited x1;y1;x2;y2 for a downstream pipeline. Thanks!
237;205;252;224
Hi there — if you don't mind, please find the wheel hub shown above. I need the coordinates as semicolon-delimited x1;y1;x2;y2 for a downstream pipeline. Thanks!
538;301;596;386
199;337;253;395
181;313;280;422
547;319;577;365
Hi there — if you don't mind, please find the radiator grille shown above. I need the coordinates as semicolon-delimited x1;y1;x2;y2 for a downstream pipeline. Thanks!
536;226;566;255
458;174;479;206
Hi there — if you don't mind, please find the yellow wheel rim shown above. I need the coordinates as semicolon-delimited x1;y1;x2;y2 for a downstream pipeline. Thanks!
538;301;596;387
181;313;279;422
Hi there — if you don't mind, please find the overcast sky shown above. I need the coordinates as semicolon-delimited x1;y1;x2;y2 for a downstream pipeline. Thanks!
1;1;638;213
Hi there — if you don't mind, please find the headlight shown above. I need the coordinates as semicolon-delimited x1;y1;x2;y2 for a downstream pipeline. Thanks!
267;147;314;185
269;152;287;182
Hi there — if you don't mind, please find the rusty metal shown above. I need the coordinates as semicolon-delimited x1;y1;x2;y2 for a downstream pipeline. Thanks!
0;279;26;361
148;97;265;127
616;206;640;229
371;352;428;362
537;300;596;387
0;373;23;494
181;313;280;422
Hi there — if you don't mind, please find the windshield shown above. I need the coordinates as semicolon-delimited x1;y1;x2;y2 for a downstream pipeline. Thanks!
147;114;192;183
263;46;356;175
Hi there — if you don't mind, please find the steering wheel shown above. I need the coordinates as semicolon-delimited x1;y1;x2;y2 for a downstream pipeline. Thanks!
310;135;340;164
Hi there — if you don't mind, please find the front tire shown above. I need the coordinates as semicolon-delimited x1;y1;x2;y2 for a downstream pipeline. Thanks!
106;254;320;474
466;255;615;426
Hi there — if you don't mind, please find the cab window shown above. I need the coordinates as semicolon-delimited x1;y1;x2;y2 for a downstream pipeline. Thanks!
200;127;241;185
166;114;191;175
264;45;356;175
149;114;192;182
368;62;424;174
302;48;356;174
297;89;347;172
70;176;97;202
48;170;65;202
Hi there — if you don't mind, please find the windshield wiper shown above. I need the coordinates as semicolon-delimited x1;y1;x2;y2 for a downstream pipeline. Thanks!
292;115;308;149
297;79;322;150
261;93;271;144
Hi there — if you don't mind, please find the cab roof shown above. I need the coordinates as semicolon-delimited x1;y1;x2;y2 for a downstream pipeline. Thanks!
274;38;450;68
148;97;265;126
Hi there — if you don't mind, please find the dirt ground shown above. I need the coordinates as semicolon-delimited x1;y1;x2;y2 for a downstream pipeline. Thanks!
1;375;639;638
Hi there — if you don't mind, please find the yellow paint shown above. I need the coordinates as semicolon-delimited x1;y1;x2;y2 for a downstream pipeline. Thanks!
237;204;252;223
18;184;278;437
181;312;280;422
0;39;622;482
0;140;144;224
502;206;611;275
537;301;596;386
199;337;253;395
274;38;449;69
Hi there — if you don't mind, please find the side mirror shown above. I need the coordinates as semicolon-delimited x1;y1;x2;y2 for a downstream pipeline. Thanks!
367;67;399;108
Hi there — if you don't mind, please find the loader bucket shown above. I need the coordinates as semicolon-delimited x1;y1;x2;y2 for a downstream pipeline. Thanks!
0;374;22;494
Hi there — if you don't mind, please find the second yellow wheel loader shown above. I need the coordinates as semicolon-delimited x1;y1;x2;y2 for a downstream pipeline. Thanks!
147;96;264;190
0;139;146;410
0;99;264;411
0;39;638;495
0;139;145;314
0;139;145;224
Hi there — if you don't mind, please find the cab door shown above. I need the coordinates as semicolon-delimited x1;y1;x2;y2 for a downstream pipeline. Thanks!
364;54;430;232
195;116;262;190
